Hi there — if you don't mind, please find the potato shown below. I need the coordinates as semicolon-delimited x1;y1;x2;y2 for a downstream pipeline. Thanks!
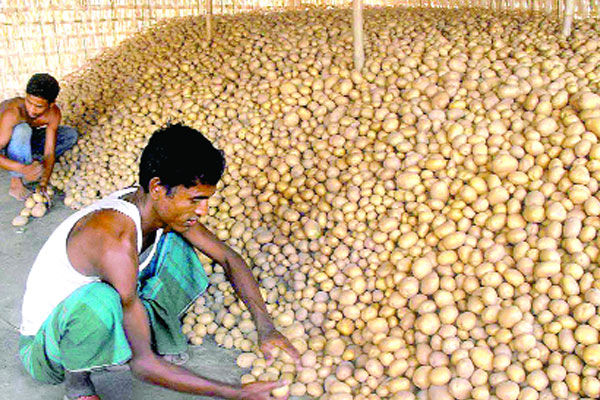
30;203;47;218
12;215;28;227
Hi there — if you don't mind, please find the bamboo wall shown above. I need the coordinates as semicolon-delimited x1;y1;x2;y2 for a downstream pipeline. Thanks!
0;0;598;99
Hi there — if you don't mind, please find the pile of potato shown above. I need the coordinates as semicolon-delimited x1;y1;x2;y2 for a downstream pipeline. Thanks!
52;6;600;399
12;189;54;227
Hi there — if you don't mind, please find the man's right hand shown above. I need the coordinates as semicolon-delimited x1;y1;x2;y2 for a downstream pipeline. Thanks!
22;161;42;182
239;380;290;400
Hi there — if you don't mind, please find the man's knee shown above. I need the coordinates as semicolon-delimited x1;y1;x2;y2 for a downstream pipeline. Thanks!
12;123;33;140
55;126;79;156
7;123;33;160
79;282;121;311
55;283;131;374
58;283;125;349
61;126;78;145
66;282;123;326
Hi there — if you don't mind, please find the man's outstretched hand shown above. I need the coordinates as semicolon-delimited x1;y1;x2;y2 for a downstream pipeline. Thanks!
22;161;42;182
241;379;290;400
258;326;301;368
35;185;53;207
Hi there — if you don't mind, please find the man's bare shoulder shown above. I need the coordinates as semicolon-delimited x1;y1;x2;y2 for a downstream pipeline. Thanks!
0;98;24;120
67;208;139;278
47;102;61;122
70;208;137;247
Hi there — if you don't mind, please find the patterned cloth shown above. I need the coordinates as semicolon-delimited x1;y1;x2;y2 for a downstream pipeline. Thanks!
19;232;209;385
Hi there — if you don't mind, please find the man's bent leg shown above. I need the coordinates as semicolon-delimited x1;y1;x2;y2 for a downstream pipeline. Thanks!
138;232;209;356
55;126;79;156
64;371;97;400
6;123;33;175
30;125;79;158
6;123;34;199
19;282;132;385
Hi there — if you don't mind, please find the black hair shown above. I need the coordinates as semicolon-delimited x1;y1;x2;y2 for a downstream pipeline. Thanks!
139;124;226;193
26;73;60;103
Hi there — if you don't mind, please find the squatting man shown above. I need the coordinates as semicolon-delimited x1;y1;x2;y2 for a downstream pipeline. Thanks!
0;73;78;201
19;124;300;400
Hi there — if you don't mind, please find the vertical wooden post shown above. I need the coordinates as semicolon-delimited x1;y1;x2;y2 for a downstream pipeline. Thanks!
353;0;365;71
563;0;575;36
579;0;588;17
206;0;213;42
51;5;60;77
38;6;50;75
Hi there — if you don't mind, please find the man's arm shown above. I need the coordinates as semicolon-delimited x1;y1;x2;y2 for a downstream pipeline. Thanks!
40;106;60;189
182;223;301;365
69;211;285;400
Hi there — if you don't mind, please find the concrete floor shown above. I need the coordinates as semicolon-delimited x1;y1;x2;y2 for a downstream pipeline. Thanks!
0;172;249;400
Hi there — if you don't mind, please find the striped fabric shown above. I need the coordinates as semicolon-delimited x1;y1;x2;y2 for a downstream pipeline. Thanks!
19;232;209;384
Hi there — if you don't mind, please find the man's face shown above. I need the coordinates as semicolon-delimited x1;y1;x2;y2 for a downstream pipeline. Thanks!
158;183;216;232
24;94;50;119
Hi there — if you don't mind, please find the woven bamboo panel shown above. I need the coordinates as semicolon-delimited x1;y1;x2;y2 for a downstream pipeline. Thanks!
0;0;598;99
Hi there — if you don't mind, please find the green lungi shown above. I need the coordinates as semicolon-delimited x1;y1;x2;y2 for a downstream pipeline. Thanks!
19;232;209;385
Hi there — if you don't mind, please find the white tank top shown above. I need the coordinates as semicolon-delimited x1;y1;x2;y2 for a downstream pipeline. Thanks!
20;188;162;336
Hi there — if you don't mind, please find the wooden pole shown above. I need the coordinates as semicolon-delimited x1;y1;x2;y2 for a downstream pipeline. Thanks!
579;0;588;17
353;0;365;71
206;0;213;42
51;5;60;78
563;0;575;36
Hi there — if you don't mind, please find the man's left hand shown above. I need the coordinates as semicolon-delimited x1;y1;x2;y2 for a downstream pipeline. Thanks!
258;326;301;368
36;186;52;207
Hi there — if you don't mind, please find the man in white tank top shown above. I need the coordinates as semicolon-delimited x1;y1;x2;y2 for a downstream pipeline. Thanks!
19;124;299;400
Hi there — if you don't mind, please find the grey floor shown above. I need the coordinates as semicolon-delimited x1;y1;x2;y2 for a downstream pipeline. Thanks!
0;171;247;399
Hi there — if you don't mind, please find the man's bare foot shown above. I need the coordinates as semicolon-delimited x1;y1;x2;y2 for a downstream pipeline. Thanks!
162;352;189;365
64;371;98;400
9;178;31;201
